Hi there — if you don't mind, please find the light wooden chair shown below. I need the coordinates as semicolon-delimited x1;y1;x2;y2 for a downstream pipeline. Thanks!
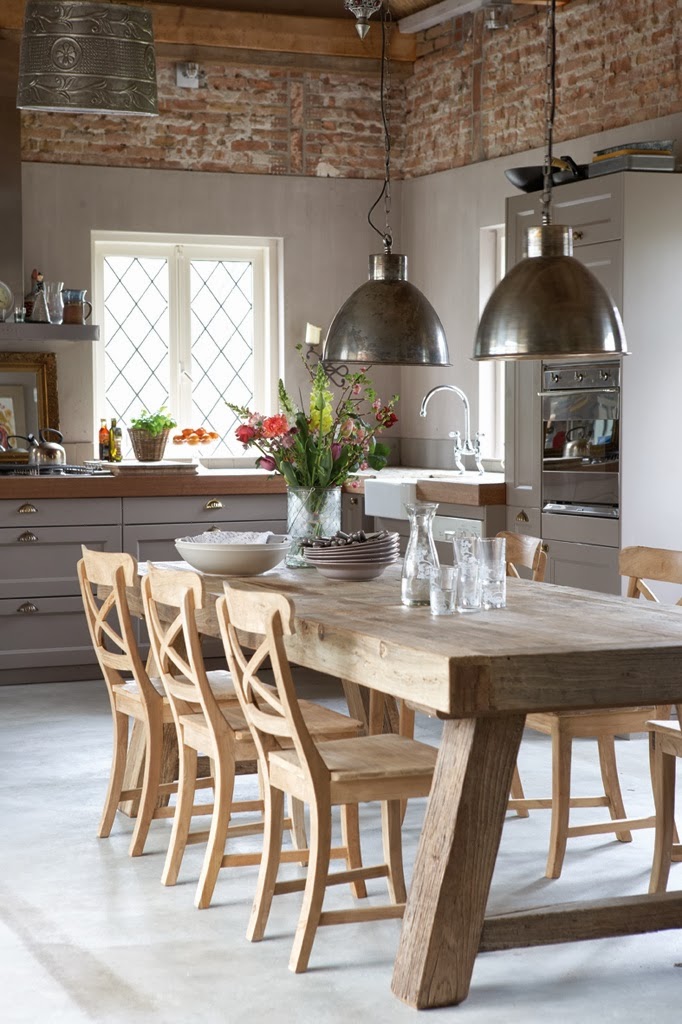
648;705;682;893
142;565;363;910
510;544;680;879
77;546;236;857
216;581;438;974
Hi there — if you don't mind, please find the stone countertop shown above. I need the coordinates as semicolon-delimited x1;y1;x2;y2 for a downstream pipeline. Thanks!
0;465;505;506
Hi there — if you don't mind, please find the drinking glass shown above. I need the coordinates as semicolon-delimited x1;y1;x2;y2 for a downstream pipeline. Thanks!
430;566;459;616
478;536;507;610
456;561;481;613
44;281;64;324
446;529;479;568
14;306;25;322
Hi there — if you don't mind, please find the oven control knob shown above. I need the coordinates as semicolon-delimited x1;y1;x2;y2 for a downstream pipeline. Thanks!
599;370;610;381
574;371;584;382
551;372;561;383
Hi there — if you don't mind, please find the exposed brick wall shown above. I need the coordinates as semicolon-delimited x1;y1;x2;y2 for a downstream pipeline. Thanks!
20;58;406;179
403;0;682;177
19;0;682;180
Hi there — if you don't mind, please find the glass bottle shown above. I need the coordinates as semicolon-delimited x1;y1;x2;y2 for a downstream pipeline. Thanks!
401;501;440;607
109;418;122;462
98;419;110;461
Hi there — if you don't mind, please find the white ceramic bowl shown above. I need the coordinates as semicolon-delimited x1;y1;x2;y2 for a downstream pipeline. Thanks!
174;535;290;576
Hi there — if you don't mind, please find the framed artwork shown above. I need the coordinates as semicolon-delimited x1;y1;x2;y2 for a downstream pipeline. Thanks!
0;384;27;438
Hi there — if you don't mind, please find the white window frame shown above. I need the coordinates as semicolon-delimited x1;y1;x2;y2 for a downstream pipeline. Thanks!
91;230;282;456
478;224;506;463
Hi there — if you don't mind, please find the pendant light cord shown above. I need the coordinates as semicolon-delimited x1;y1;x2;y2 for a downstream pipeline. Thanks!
541;0;557;226
367;2;393;252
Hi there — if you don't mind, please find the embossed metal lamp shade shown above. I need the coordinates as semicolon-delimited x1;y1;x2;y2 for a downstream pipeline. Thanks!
323;252;450;366
474;224;627;360
17;1;158;116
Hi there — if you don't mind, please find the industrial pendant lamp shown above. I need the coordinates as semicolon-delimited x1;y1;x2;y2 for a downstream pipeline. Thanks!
474;0;626;361
323;4;450;366
17;1;158;116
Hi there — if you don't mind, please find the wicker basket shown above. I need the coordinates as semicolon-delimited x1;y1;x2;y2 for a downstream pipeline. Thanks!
128;427;170;462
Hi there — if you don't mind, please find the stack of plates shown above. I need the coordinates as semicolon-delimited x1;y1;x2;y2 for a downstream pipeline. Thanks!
303;531;400;581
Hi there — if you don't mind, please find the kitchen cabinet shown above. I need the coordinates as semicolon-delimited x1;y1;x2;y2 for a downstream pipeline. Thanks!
503;172;682;594
0;486;287;684
0;497;121;683
544;539;620;595
341;491;372;535
122;494;286;563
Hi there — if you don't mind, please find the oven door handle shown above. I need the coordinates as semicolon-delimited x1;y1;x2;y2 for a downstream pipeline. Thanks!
538;387;619;397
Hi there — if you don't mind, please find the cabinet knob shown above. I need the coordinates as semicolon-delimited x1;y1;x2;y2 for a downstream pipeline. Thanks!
16;601;38;614
204;498;224;510
17;530;38;543
573;230;584;241
207;524;221;532
515;510;529;524
349;496;359;506
17;502;38;514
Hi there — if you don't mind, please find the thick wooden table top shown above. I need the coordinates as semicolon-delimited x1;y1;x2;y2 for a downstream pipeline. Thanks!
138;563;682;719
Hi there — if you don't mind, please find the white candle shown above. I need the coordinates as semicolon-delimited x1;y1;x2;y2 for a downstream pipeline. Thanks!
305;322;322;346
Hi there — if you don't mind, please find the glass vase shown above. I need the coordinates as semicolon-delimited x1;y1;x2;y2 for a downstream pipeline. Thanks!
286;486;342;568
401;501;440;607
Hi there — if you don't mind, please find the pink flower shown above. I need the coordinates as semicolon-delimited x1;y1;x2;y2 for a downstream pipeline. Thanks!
280;430;296;449
235;424;256;445
377;407;398;429
360;461;369;471
340;418;354;438
331;443;342;461
258;455;277;472
372;398;382;411
262;414;289;438
352;383;362;395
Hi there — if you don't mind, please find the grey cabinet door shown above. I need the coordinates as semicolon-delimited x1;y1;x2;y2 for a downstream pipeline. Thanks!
504;359;542;508
544;539;620;594
0;595;99;670
0;524;123;599
342;492;371;534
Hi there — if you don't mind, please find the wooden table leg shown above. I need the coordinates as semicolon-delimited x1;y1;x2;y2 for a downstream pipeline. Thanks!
391;714;525;1009
341;679;401;736
119;720;179;817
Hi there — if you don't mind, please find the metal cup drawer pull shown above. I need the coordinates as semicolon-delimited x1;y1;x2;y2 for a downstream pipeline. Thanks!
17;601;38;614
17;502;38;514
204;498;224;510
17;530;38;543
515;510;530;523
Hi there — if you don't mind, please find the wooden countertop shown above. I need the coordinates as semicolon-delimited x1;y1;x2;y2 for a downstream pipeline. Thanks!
0;466;505;505
0;470;287;500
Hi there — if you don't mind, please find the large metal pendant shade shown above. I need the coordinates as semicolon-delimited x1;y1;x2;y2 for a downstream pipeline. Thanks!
474;225;627;360
17;1;158;116
323;253;451;366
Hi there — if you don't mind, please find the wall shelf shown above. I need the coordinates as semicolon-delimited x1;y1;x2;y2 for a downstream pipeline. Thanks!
0;323;99;346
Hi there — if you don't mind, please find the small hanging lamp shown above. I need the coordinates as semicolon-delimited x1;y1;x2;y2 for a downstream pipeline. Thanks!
324;4;450;367
17;1;158;117
345;0;383;39
474;0;626;361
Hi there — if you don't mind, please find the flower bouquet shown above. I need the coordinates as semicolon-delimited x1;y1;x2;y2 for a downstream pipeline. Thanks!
227;351;398;565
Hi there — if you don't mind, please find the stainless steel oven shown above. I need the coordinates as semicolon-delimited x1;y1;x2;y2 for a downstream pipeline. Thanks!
540;361;620;520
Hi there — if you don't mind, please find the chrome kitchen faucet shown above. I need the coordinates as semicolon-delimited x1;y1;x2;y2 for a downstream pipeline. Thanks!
419;385;484;475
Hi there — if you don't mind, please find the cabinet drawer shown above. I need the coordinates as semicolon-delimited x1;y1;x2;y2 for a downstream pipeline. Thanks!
0;497;120;528
505;507;542;538
0;595;98;670
0;524;122;599
123;519;287;565
122;493;286;525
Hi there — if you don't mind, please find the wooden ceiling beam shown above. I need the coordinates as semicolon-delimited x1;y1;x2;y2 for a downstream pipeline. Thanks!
0;1;416;62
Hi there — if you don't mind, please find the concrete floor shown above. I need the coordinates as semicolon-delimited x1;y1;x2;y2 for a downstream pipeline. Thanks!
1;678;681;1024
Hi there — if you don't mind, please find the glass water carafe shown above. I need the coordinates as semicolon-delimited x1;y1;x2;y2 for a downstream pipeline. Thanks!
401;501;440;607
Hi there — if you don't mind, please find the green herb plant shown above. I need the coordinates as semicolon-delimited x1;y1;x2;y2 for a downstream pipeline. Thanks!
129;408;177;437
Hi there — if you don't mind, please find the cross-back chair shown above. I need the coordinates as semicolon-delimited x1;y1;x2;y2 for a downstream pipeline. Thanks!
142;565;363;910
78;547;234;856
217;581;438;974
510;544;680;879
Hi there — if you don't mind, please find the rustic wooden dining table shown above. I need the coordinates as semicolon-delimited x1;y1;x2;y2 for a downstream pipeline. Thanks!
118;561;682;1010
